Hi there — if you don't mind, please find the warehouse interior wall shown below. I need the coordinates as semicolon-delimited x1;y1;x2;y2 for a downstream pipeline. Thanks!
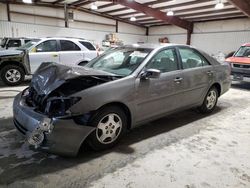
0;3;147;45
1;2;250;56
148;18;250;56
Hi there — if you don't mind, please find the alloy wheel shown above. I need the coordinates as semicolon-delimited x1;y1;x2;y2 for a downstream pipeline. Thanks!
5;69;21;83
206;90;217;110
96;113;122;144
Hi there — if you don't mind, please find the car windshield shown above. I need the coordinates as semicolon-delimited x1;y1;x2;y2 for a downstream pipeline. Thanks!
86;47;152;76
17;39;41;50
234;46;250;58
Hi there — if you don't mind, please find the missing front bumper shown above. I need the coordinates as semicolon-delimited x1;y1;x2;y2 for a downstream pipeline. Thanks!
13;93;95;156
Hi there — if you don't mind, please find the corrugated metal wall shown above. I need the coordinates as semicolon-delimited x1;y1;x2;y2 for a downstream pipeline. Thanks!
148;18;250;56
0;3;147;45
191;30;250;55
0;21;147;45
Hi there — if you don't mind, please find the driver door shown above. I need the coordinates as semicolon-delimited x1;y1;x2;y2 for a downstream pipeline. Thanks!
134;48;183;123
29;40;59;73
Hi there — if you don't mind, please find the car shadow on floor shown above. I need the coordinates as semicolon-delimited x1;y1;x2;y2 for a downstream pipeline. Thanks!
231;81;250;91
0;105;227;185
0;79;30;88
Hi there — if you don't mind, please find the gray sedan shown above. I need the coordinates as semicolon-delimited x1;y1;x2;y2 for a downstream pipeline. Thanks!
13;44;231;156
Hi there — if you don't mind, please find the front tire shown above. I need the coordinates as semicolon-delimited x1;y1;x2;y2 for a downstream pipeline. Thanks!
198;86;218;114
1;65;25;86
87;106;127;151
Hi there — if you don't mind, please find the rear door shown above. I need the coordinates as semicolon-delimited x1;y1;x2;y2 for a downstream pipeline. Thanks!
58;40;83;66
29;40;59;73
176;47;214;107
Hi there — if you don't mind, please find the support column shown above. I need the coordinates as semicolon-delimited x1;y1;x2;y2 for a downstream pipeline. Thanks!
64;3;69;28
7;2;11;22
186;23;193;45
115;20;118;33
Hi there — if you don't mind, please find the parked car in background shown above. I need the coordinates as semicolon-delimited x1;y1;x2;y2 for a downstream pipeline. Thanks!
0;37;37;50
13;44;231;156
0;37;98;86
225;43;250;81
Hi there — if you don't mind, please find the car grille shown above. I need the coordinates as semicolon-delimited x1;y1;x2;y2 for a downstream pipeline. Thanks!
233;64;250;69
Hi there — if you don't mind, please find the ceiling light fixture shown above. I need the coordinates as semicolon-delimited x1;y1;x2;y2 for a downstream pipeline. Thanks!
215;1;224;9
91;2;98;10
167;10;174;16
130;16;136;21
23;0;32;4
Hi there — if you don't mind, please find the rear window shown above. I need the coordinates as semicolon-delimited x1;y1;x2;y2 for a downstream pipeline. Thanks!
7;40;21;48
79;41;96;51
60;40;81;51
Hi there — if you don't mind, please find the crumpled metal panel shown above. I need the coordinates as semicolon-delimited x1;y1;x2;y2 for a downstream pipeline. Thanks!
31;62;115;95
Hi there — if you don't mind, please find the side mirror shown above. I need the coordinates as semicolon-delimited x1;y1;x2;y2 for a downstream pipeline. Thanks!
140;69;161;79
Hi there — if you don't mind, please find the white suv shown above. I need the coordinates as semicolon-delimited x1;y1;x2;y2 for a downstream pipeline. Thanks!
0;37;98;85
26;37;98;73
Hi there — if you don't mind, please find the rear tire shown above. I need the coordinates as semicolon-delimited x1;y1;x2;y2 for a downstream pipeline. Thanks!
87;106;127;151
198;86;218;114
0;65;25;86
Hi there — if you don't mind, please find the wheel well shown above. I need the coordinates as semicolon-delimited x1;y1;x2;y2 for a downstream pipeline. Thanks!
0;61;26;73
98;102;132;130
212;83;221;96
78;61;88;66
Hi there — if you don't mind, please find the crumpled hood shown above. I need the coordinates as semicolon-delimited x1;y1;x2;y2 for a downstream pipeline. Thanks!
0;49;23;57
31;62;117;95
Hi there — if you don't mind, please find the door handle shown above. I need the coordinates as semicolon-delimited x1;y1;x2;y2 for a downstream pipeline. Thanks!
207;70;214;76
174;77;183;84
52;54;58;57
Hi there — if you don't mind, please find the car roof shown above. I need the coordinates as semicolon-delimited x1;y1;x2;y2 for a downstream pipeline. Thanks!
123;43;191;50
242;43;250;47
40;37;91;42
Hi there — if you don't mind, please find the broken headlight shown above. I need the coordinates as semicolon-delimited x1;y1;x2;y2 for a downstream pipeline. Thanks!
45;96;81;117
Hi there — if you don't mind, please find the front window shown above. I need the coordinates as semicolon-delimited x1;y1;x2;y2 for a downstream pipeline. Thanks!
35;40;57;52
17;39;41;50
1;38;7;47
86;48;152;76
235;46;250;58
146;48;178;73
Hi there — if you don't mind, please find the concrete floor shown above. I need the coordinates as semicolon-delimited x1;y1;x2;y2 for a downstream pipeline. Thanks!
0;81;250;188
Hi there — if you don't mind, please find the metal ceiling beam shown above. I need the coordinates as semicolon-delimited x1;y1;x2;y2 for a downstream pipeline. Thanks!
113;0;193;30
186;12;245;21
228;0;250;17
139;8;239;21
70;0;86;6
157;0;212;10
112;11;139;17
71;0;111;7
53;0;66;4
98;2;114;9
116;2;231;19
144;0;174;6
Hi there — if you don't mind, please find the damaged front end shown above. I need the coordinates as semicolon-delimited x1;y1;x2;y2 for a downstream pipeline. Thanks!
13;62;120;155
